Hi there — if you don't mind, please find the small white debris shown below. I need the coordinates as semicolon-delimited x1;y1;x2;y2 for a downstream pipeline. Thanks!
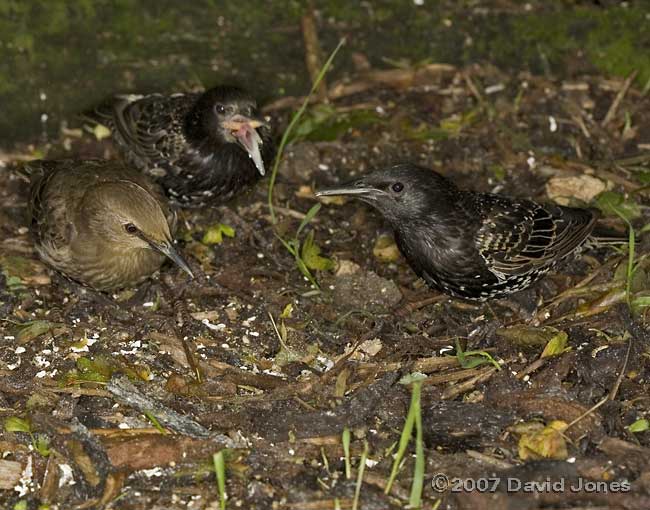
413;0;424;5
485;83;505;95
202;319;226;331
35;370;48;378
141;467;165;477
118;423;130;429
14;455;33;496
318;163;329;171
5;336;15;340
33;355;50;368
14;346;26;354
58;463;76;487
548;115;558;132
143;301;155;307
566;457;576;463
365;458;379;468
526;156;536;169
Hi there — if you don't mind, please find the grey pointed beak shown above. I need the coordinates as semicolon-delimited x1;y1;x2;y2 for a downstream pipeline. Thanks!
154;241;194;279
315;182;382;198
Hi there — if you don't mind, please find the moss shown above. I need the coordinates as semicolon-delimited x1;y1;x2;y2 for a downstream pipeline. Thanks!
1;1;649;147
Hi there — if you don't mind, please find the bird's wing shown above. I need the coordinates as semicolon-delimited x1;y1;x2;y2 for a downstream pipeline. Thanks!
27;160;77;256
111;94;194;168
475;197;597;276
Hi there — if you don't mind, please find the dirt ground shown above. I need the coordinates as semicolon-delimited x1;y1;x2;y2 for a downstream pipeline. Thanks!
2;21;650;510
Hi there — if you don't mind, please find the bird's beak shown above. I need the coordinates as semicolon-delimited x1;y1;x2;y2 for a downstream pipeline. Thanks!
315;182;383;199
151;240;194;279
221;114;266;176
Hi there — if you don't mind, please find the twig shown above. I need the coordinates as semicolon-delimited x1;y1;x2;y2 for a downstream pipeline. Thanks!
301;5;328;101
601;70;637;126
608;337;633;401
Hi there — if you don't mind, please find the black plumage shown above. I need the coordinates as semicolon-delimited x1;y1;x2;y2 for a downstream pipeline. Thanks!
316;163;604;301
87;85;275;207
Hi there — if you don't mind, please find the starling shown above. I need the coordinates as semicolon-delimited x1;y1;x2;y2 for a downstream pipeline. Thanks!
27;159;194;291
316;163;605;301
87;85;275;207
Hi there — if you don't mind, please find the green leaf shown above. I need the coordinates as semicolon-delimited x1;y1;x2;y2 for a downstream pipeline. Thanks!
34;434;51;457
455;339;502;370
628;418;649;433
4;416;32;433
594;191;641;221
15;320;56;344
202;223;236;245
541;331;571;358
301;231;335;271
297;204;321;236
279;303;294;319
632;295;650;308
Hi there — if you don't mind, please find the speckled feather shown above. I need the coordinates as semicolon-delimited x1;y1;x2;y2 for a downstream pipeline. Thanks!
322;164;599;301
89;86;275;207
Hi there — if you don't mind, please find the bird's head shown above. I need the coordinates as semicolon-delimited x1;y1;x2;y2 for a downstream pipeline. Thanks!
189;85;269;176
82;181;194;278
315;163;457;224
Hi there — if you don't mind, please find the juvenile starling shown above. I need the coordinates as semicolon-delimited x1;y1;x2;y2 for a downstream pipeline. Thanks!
27;159;193;291
88;85;275;207
316;163;604;301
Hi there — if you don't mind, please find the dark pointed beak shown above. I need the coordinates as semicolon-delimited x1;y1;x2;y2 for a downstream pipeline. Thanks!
152;241;194;279
315;181;382;198
221;114;267;176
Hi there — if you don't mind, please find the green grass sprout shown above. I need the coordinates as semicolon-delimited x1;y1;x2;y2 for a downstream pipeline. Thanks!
213;451;227;510
342;426;352;479
385;374;427;498
267;38;346;224
352;440;369;510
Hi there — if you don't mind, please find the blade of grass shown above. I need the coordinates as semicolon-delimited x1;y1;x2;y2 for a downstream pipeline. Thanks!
267;38;346;224
342;426;352;480
384;388;417;495
352;440;369;510
297;203;322;236
213;451;227;510
409;381;424;508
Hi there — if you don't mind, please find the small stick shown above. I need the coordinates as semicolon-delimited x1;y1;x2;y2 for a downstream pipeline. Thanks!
601;70;637;126
301;5;328;101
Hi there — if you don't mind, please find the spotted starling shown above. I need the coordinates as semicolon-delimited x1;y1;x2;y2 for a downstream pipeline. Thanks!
87;85;275;207
27;159;194;291
316;163;606;301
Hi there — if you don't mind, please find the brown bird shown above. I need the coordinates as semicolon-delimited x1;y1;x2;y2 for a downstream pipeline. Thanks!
26;159;193;291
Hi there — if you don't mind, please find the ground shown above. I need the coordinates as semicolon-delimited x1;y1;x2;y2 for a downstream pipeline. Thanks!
1;2;650;510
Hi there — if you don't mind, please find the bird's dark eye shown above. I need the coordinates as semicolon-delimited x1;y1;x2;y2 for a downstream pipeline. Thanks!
124;223;138;234
214;104;226;115
392;182;404;193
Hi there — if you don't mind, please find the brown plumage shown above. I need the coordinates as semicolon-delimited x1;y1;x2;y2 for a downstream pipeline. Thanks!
27;159;193;291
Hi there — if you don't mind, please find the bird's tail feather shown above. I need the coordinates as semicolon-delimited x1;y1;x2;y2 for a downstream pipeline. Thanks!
79;94;143;127
589;224;633;246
